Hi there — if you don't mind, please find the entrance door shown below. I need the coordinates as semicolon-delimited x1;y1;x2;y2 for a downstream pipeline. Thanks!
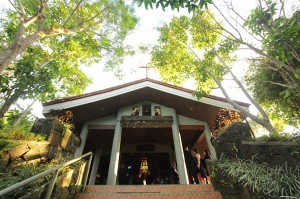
120;153;171;184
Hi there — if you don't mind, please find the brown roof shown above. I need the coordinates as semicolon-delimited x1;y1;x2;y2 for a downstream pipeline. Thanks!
43;78;250;107
42;78;250;133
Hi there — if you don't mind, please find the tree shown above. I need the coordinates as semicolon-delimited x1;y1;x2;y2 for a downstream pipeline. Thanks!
243;2;300;92
0;104;36;131
243;5;300;128
11;100;36;128
0;0;138;73
0;45;92;119
139;0;300;92
0;0;138;118
245;61;300;130
150;9;278;134
136;0;212;12
140;0;300;132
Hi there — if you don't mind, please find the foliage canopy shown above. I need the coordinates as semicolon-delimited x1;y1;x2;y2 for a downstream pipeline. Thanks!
0;0;138;118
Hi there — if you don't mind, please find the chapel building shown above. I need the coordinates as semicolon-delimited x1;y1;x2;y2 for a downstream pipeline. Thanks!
42;78;249;185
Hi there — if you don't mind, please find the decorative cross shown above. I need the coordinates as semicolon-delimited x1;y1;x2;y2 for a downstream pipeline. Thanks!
139;63;154;78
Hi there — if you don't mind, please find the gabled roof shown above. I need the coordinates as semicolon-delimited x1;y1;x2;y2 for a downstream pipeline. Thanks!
42;78;250;129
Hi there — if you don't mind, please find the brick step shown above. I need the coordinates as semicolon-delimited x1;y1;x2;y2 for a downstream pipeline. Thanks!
75;191;222;199
85;184;214;193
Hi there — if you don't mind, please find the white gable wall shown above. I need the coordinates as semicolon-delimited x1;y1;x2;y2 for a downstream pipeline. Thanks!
84;102;206;125
177;115;206;125
87;114;117;125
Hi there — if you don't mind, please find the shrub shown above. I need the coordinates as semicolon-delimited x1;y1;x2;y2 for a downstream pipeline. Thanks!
0;128;46;141
211;157;300;198
255;131;300;143
0;154;76;198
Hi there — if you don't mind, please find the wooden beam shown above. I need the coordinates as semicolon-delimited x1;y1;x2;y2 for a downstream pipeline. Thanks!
179;125;205;131
88;125;115;130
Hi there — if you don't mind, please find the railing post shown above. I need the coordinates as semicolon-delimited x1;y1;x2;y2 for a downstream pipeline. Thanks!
82;153;93;192
44;169;60;199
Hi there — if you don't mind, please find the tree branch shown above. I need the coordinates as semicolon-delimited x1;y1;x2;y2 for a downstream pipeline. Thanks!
212;1;242;39
17;0;27;18
215;52;270;120
263;81;294;88
8;0;22;15
23;0;48;28
279;0;286;17
63;0;84;27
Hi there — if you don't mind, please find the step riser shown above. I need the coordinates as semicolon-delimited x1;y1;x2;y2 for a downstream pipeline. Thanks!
76;185;222;199
75;192;222;199
85;185;214;193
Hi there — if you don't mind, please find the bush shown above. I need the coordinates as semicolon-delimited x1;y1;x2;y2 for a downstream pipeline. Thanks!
0;128;46;141
0;153;75;198
0;139;18;157
211;156;300;198
255;131;300;143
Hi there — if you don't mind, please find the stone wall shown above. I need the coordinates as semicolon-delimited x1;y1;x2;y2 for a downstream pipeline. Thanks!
0;140;50;171
210;122;300;199
1;118;81;171
212;122;300;168
0;118;86;199
213;122;253;160
242;141;300;168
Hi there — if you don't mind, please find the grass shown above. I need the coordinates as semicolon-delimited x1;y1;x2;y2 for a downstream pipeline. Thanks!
0;128;46;157
0;127;46;141
0;153;79;198
0;139;20;157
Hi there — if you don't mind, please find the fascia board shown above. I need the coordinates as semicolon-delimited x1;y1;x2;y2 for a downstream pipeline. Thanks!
43;81;249;114
146;82;249;111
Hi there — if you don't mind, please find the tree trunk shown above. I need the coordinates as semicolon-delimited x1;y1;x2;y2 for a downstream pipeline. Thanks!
0;27;77;73
205;68;279;135
12;99;37;128
0;95;19;119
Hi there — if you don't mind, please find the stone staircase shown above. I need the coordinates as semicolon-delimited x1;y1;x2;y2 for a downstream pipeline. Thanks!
74;184;222;199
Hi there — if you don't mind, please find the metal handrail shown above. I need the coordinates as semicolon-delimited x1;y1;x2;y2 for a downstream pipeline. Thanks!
0;152;93;199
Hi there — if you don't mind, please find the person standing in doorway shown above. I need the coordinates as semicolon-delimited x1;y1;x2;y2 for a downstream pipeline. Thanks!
193;149;207;184
118;163;128;185
201;150;211;184
146;170;154;185
171;161;179;184
183;146;200;184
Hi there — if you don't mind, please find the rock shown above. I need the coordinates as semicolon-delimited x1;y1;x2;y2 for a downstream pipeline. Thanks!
48;130;63;147
31;118;64;138
47;145;58;160
61;130;80;153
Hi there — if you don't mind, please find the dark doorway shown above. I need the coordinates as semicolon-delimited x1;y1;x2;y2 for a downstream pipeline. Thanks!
120;153;171;184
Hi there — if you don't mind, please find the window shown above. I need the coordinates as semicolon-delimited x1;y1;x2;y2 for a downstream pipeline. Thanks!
142;104;151;116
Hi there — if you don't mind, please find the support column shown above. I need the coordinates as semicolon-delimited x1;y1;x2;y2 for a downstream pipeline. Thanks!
203;123;217;159
171;108;189;184
107;109;123;185
88;144;103;185
74;122;88;158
